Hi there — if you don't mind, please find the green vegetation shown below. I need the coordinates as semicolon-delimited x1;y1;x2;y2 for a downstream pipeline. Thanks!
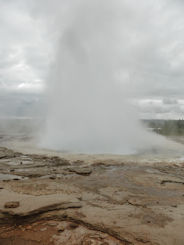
143;119;184;136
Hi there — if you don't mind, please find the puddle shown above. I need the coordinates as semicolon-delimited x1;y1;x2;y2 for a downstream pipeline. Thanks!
14;168;35;172
1;160;32;166
145;168;161;174
0;174;26;180
19;160;33;165
0;157;33;166
20;156;33;161
40;172;77;179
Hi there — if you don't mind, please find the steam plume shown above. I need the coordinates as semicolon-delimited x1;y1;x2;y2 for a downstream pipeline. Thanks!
41;0;169;154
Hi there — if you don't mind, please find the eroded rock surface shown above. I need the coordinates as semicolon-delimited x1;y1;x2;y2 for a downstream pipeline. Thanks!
4;201;20;209
0;147;184;244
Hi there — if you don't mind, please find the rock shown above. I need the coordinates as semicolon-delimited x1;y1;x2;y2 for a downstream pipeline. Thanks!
25;173;42;178
49;175;56;180
4;201;20;208
171;204;177;208
58;228;65;233
82;237;108;245
47;221;58;226
68;167;92;176
72;160;84;165
0;153;7;159
40;227;47;231
68;223;78;229
0;147;16;159
26;225;32;230
57;223;66;232
50;156;70;166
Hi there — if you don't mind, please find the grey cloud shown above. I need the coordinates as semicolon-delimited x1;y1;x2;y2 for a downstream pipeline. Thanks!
0;0;50;92
1;0;184;119
138;97;184;119
162;98;178;105
0;90;45;118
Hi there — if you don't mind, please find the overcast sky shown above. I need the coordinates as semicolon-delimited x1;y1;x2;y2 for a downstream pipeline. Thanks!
1;0;184;119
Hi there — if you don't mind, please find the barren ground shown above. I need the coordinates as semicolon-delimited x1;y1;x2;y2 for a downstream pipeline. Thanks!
0;145;184;245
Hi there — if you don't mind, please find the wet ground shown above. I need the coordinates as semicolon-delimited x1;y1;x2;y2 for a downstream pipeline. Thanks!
0;146;184;244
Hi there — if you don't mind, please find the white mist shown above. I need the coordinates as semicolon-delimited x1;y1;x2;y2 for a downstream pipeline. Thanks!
41;0;170;154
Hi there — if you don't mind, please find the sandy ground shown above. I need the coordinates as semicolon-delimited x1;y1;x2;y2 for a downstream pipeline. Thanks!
0;143;184;245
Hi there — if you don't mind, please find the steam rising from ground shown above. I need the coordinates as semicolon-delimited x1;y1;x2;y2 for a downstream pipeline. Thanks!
41;0;175;154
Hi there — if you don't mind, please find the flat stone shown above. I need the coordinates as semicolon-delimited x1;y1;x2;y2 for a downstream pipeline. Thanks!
0;189;81;216
50;156;70;166
68;167;92;176
47;221;58;226
40;227;47;231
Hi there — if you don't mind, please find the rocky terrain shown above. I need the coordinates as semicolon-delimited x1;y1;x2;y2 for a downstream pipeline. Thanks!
0;147;184;244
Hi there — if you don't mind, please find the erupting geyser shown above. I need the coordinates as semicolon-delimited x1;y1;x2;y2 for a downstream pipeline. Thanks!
41;0;165;154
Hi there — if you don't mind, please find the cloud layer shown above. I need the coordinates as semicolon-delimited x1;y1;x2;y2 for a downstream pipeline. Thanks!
1;0;184;118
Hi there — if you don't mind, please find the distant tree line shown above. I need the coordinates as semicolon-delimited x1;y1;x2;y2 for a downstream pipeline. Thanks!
142;119;184;136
